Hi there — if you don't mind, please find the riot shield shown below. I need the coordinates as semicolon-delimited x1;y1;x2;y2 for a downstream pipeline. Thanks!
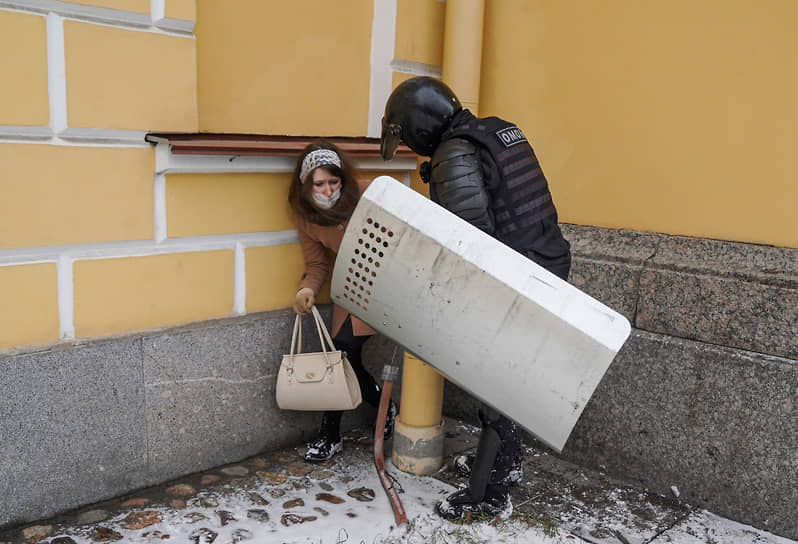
331;176;630;452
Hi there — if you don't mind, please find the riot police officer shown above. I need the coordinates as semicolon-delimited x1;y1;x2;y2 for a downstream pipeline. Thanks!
380;76;571;521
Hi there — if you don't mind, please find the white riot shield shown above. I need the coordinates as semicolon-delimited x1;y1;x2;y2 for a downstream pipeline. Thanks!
331;176;631;452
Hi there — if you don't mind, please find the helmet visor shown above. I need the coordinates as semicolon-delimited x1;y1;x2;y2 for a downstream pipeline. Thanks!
380;118;402;161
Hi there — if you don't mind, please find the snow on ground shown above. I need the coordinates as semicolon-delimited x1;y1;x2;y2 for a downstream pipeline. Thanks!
27;426;796;544
54;458;573;544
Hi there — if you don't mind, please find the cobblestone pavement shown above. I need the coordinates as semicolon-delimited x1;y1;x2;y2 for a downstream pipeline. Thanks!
1;421;794;544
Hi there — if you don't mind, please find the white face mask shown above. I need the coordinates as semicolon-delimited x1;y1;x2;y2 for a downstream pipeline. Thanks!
312;186;341;209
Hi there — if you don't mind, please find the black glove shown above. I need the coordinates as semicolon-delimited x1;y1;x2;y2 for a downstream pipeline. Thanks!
419;160;431;183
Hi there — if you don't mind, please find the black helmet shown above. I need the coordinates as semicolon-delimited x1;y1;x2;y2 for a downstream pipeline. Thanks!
380;76;462;159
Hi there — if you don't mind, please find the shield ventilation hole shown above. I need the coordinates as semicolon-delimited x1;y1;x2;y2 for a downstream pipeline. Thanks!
344;216;396;312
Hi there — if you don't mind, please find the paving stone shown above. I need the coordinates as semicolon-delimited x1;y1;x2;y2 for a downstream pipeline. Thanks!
230;528;253;542
76;510;110;525
89;527;122;542
316;493;345;504
51;537;77;544
313;507;330;516
285;463;313;477
183;512;207;523
256;470;287;484
199;474;221;486
248;492;269;505
280;513;316;526
121;511;162;530
308;469;334;480
319;482;334;491
246;510;269;523
274;452;295;463
165;483;196;497
22;526;52;544
347;487;376;502
217;510;236;526
120;497;151;508
169;498;186;509
188;527;217;544
228;477;254;490
196;495;219;508
282;498;305;509
268;489;287;498
220;466;249;477
248;457;269;469
139;530;170;541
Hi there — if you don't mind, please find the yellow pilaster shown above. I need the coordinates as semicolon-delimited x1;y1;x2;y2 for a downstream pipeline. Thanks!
393;0;486;477
442;0;485;114
392;354;446;475
397;354;444;427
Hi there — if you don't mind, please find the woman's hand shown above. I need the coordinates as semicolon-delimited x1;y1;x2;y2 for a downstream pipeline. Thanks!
293;287;315;314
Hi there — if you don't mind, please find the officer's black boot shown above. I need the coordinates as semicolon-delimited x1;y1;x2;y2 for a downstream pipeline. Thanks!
482;484;512;519
454;417;523;485
436;425;502;520
304;411;343;462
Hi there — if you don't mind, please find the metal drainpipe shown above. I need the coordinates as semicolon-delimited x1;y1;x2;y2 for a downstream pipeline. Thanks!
392;0;485;476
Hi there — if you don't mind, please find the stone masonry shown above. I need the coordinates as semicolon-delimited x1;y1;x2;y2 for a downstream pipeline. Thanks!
1;224;796;539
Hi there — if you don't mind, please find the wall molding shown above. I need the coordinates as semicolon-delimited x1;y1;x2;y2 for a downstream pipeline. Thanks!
0;125;53;141
0;127;150;146
0;231;302;268
390;59;443;78
46;12;67;133
367;0;397;138
0;0;194;36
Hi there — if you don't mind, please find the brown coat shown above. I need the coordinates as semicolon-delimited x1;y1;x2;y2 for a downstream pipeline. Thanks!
295;178;377;337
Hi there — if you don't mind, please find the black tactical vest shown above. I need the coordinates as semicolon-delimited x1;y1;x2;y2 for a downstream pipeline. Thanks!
442;112;557;251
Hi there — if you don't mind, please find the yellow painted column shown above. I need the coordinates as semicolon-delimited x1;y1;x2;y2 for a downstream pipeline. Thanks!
442;0;484;115
392;0;486;476
392;354;445;475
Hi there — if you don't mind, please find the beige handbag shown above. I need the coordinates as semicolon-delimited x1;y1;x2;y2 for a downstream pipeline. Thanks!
276;306;363;411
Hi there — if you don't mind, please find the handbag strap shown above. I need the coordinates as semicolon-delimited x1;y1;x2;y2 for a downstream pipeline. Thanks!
285;307;336;373
311;305;337;354
289;313;303;357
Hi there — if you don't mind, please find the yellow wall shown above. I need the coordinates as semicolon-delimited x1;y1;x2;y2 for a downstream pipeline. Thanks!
166;173;294;238
246;244;309;312
0;11;49;126
395;0;445;67
195;0;373;135
0;264;59;351
481;0;798;249
65;21;197;131
7;0;793;356
165;0;196;21
74;251;234;337
0;145;154;249
0;1;201;353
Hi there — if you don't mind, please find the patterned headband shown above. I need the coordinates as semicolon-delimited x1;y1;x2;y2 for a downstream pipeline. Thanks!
299;149;342;183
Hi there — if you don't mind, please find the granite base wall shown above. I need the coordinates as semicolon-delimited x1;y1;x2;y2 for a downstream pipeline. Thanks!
0;308;400;529
443;225;797;539
2;224;795;538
